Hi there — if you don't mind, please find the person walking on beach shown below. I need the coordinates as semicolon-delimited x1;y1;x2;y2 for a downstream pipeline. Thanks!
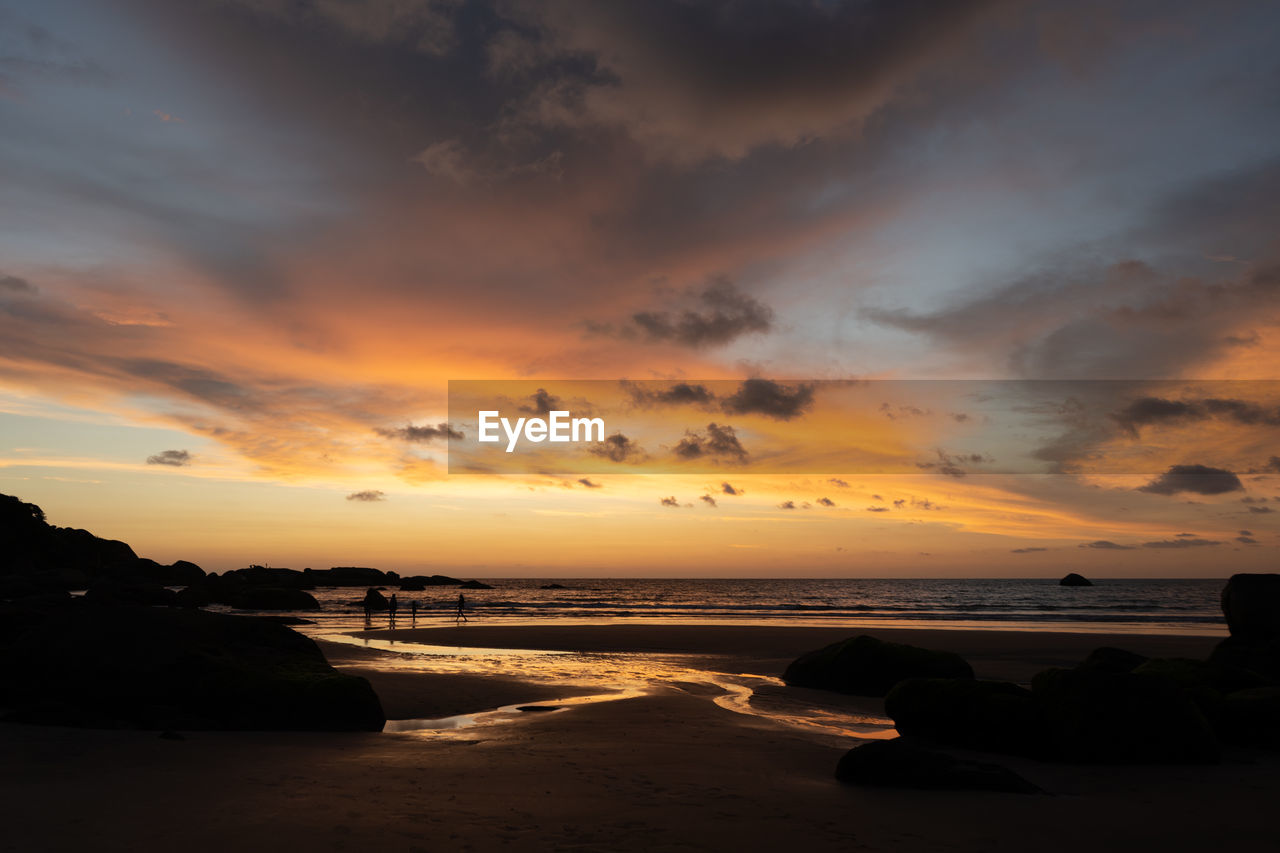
455;592;468;624
389;593;398;626
410;599;418;625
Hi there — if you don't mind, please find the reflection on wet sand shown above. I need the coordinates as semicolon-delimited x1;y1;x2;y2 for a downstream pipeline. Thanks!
316;632;897;742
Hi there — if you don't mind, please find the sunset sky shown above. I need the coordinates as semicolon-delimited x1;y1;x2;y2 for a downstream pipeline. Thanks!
2;0;1279;576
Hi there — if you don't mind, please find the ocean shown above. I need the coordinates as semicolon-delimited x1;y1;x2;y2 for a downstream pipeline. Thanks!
213;577;1229;637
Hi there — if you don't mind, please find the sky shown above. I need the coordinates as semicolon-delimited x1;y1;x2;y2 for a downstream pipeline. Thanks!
1;0;1279;576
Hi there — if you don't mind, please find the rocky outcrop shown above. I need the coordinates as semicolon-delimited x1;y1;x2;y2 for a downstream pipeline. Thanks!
0;493;204;596
1059;573;1093;587
459;579;494;590
885;678;1044;757
362;588;389;611
835;739;1040;793
1031;666;1219;764
399;574;465;591
0;600;384;731
1220;573;1280;642
783;635;974;697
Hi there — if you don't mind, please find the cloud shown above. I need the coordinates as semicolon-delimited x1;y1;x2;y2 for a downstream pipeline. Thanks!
519;388;563;416
577;477;601;488
346;490;386;502
866;506;889;513
699;493;717;507
1111;396;1280;436
1249;505;1275;514
1237;535;1258;544
589;432;647;463
1138;464;1244;496
0;274;35;294
778;500;797;510
145;449;191;467
816;497;835;507
497;0;1009;163
1080;540;1135;550
622;380;716;407
1249;456;1280;474
659;495;681;507
376;422;463;442
1142;538;1222;549
672;422;747;463
1011;547;1048;553
611;279;773;348
720;481;740;496
720;378;813;421
829;478;849;488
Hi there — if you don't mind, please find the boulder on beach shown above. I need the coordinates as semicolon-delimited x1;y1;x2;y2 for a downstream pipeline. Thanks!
1076;646;1148;674
84;581;177;608
0;601;385;731
834;738;1041;794
398;574;464;591
783;634;974;697
459;579;494;590
307;566;396;587
362;587;389;611
885;678;1045;757
222;586;321;611
1217;686;1280;746
221;566;314;589
1031;666;1220;764
1059;573;1093;587
1220;573;1280;641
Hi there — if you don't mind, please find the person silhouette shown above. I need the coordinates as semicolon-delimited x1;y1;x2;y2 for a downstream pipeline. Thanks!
455;592;468;624
389;593;398;626
410;599;418;625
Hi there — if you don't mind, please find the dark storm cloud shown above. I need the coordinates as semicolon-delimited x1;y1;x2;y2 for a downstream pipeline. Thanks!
376;422;463;442
577;477;601;488
720;379;813;420
672;422;747;463
1141;538;1222;549
623;280;774;348
1111;396;1280;436
1080;540;1135;550
1138;464;1244;496
622;380;716;407
589;432;646;463
346;490;386;501
699;493;717;507
146;449;191;466
494;0;1010;163
720;481;740;496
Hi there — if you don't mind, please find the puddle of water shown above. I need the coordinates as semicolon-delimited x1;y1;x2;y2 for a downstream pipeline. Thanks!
384;688;647;734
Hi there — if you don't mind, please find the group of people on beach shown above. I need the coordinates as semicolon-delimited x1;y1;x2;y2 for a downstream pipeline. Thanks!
363;589;469;626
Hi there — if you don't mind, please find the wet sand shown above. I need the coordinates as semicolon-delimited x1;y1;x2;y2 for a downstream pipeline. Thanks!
1;624;1273;853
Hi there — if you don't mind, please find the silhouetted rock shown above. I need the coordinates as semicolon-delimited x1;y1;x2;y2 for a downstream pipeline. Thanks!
221;566;314;589
834;739;1041;793
362;588;389;611
398;574;464;591
173;584;212;609
1059;573;1093;587
1218;686;1280;746
0;601;384;730
1221;573;1280;641
885;678;1045;757
1134;656;1267;693
84;581;177;608
307;566;392;587
1077;646;1148;674
1209;635;1280;683
459;579;494;590
222;586;320;611
783;635;974;696
1032;666;1219;763
540;583;568;590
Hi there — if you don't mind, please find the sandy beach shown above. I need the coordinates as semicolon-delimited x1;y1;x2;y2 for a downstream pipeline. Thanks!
3;623;1276;853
